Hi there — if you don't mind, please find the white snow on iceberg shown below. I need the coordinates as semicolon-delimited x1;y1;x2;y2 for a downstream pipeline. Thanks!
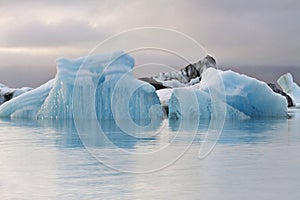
277;73;300;107
156;88;173;108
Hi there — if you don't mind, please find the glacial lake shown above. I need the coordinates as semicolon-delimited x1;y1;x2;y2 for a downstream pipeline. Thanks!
1;108;300;200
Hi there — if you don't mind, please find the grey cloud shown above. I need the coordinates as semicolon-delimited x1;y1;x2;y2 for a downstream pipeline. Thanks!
0;65;56;88
167;0;300;66
182;0;300;14
0;0;300;87
0;20;110;47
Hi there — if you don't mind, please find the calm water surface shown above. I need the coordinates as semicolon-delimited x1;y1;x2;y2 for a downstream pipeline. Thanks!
1;109;300;200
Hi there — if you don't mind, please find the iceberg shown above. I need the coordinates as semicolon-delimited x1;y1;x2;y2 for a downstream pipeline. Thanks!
0;51;163;121
0;84;32;105
277;73;300;107
0;51;291;121
168;68;288;119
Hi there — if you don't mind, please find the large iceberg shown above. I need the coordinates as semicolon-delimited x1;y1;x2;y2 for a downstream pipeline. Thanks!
277;73;300;107
168;68;288;119
0;51;163;120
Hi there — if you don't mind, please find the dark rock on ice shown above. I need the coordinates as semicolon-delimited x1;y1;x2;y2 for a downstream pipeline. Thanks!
139;77;167;90
267;83;295;107
0;90;14;105
139;55;216;90
0;83;32;105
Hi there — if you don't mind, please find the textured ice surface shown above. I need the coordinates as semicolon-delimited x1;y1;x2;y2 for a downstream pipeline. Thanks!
39;51;163;120
37;53;108;119
168;87;249;120
278;73;300;107
95;58;162;120
168;68;288;119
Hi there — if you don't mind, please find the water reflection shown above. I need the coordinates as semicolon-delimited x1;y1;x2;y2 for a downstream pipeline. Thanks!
168;117;290;145
0;114;295;148
219;119;288;144
35;118;165;149
0;109;300;199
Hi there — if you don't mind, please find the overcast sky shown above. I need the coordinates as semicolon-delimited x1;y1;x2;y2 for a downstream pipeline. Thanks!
0;0;300;87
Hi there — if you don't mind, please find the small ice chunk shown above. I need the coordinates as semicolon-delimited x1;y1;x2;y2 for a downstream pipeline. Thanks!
278;73;300;106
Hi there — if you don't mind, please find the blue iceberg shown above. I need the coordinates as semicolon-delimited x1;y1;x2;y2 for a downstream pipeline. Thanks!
168;87;249;120
168;68;288;119
0;51;163;120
